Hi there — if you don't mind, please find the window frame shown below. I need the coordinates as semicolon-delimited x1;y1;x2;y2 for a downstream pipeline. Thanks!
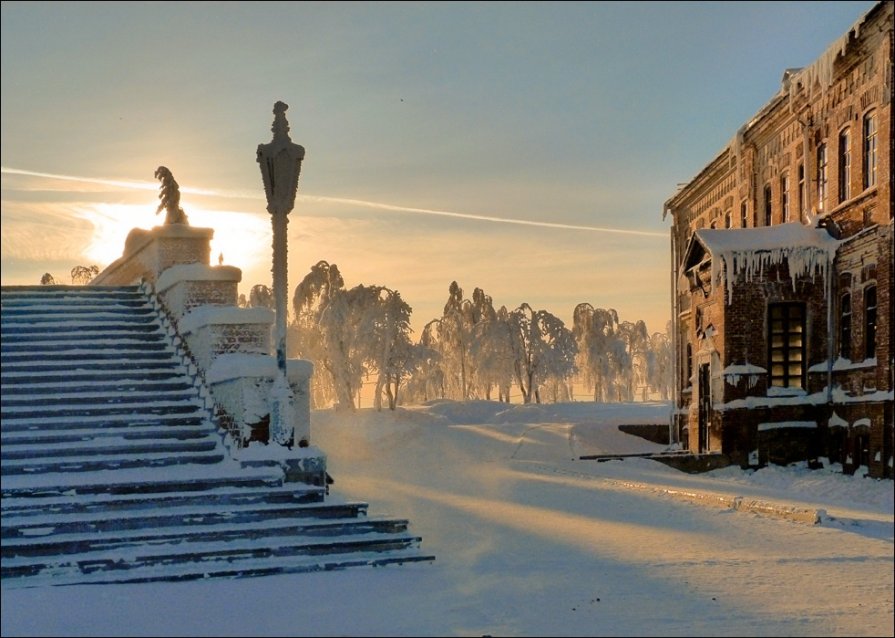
863;111;877;190
838;128;850;203
817;143;828;213
864;285;877;360
839;292;851;360
768;302;806;390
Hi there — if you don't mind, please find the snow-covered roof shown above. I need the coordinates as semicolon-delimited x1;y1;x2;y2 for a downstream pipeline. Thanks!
683;223;841;303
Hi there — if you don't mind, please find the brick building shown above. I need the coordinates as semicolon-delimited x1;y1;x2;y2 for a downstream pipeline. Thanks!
663;1;893;478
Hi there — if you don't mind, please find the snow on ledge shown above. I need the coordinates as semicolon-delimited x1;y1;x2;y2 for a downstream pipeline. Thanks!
767;386;806;398
757;421;817;432
696;223;840;304
828;411;848;428
207;353;313;384
156;264;242;294
179;305;273;334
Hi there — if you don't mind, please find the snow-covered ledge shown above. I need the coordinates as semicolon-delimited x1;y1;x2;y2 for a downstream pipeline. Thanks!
207;353;322;483
92;225;215;286
156;263;242;321
178;305;274;372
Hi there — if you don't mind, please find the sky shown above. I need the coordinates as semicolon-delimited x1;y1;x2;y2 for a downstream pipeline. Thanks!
0;1;878;334
2;400;892;636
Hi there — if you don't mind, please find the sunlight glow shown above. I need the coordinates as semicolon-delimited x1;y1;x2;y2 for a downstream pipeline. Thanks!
71;202;270;275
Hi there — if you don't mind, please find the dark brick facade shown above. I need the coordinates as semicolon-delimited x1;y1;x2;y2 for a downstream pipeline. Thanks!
664;1;893;479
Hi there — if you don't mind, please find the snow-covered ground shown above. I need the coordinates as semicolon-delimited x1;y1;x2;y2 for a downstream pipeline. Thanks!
2;400;892;637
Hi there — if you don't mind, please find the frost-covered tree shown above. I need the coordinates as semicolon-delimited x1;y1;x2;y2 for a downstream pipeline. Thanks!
40;273;57;285
649;328;673;400
365;287;414;411
470;305;515;402
572;304;622;402
437;282;476;400
619;320;650;401
507;303;577;404
70;265;99;285
291;261;351;409
248;284;273;309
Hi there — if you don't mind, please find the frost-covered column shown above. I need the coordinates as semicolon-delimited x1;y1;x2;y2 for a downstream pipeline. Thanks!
257;101;305;446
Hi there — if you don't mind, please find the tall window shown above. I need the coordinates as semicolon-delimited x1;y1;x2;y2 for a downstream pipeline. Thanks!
838;129;851;203
686;343;693;385
740;201;748;228
864;285;877;359
798;163;805;220
839;292;851;359
763;184;772;226
768;303;806;389
724;211;731;228
780;174;790;221
863;111;877;189
817;144;827;212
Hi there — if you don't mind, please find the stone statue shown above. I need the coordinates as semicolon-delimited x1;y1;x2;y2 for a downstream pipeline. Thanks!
154;166;189;225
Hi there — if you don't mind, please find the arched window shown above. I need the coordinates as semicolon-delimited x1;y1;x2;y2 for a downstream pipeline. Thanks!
763;184;772;226
686;343;693;386
816;144;828;212
780;174;790;221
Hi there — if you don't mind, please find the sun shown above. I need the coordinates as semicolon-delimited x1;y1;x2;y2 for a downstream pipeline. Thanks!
74;203;271;281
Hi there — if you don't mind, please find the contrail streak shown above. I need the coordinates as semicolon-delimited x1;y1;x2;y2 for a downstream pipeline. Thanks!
2;166;666;238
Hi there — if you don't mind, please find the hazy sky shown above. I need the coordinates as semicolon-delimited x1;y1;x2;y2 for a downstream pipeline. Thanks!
0;1;875;333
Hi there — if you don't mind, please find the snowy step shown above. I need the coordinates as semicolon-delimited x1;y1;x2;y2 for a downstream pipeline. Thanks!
1;412;209;433
1;464;286;499
2;349;177;365
0;377;197;396
2;387;199;407
1;397;206;419
0;435;221;461
1;484;328;519
0;359;188;376
1;339;172;355
1;423;215;446
1;313;160;328
0;296;151;309
1;369;191;387
2;539;431;586
1;448;227;476
0;318;161;339
0;306;156;321
1;499;366;536
1;513;411;559
1;285;142;297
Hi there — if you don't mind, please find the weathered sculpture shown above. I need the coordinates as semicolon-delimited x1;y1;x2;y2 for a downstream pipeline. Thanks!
154;166;189;225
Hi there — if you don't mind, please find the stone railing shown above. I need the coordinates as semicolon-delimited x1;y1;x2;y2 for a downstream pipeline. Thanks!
90;224;321;482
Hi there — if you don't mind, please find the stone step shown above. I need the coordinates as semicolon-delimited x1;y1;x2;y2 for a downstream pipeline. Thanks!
1;401;206;422
1;512;409;556
1;499;364;536
1;313;160;328
1;484;328;519
2;387;199;407
0;323;163;338
1;448;227;476
2;540;431;586
1;369;191;387
2;339;172;354
1;412;208;433
0;305;155;319
1;464;286;500
1;424;214;446
2;349;178;365
0;378;197;396
0;435;221;461
0;359;187;377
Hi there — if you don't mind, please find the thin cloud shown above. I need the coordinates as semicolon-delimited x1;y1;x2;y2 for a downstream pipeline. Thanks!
2;166;666;238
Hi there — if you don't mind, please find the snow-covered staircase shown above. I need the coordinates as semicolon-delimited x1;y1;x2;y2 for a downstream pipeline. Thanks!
1;285;432;586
